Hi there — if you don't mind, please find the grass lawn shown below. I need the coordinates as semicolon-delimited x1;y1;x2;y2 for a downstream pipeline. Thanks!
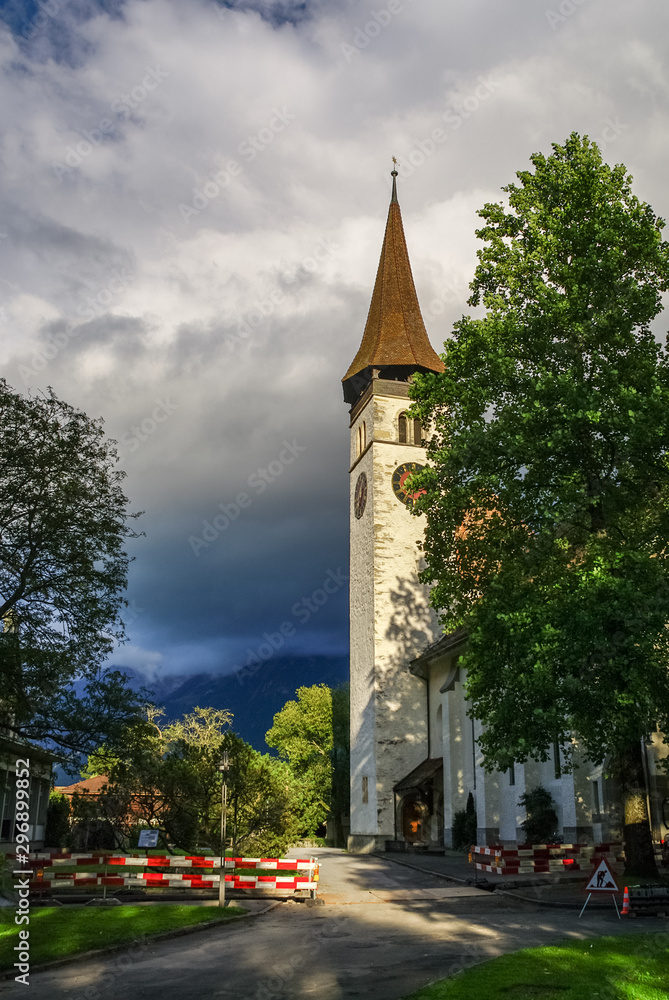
403;934;669;1000
0;904;246;970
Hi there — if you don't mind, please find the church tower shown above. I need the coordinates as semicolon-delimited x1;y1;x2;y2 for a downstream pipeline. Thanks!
343;169;445;853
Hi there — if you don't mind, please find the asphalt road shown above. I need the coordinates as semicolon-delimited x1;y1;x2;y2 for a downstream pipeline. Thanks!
0;848;658;1000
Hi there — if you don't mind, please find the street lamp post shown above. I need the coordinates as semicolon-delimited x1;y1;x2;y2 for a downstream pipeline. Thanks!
218;750;230;908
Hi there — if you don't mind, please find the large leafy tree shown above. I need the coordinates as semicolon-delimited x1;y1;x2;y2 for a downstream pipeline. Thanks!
0;380;145;757
265;683;349;844
330;684;351;847
411;134;669;874
220;733;303;857
75;708;169;850
84;707;303;856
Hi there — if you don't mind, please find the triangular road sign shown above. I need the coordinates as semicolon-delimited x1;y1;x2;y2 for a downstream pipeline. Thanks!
584;859;619;893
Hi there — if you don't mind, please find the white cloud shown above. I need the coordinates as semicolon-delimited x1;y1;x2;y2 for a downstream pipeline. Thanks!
107;643;164;680
1;0;668;675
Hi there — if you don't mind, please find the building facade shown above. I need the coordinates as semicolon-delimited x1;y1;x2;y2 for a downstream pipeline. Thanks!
0;735;54;853
343;172;669;852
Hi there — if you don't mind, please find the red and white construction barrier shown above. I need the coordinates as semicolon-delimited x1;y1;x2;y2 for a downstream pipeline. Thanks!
10;853;320;899
28;872;318;891
23;853;318;871
469;843;623;876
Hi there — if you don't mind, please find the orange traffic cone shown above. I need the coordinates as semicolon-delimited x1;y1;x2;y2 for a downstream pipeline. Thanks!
621;886;629;916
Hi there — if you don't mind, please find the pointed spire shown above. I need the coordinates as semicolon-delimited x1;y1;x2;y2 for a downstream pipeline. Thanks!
342;165;445;404
391;156;399;204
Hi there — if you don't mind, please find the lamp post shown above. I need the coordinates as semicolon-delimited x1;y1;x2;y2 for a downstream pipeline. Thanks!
218;750;230;908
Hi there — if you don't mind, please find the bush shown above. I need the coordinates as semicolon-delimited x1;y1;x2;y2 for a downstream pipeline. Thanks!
69;818;116;851
518;786;559;845
44;792;71;848
452;791;477;850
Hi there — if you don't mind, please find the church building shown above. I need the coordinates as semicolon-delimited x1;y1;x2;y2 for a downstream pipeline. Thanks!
343;170;669;853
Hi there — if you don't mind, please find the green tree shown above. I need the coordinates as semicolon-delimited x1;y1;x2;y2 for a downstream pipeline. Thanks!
451;791;477;851
83;706;174;849
222;732;303;856
161;707;234;849
411;134;669;875
87;707;231;852
266;684;349;843
84;706;301;856
69;785;116;851
0;380;145;758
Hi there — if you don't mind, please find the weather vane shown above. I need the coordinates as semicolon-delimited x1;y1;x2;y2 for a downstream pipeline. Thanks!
392;155;399;172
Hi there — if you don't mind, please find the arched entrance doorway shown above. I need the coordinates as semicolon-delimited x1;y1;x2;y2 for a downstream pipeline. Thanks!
402;798;426;843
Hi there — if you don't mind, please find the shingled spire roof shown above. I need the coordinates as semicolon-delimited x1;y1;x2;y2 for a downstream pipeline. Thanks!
342;169;445;404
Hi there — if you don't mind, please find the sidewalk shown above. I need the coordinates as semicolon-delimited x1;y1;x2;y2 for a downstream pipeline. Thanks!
287;846;494;905
375;849;626;909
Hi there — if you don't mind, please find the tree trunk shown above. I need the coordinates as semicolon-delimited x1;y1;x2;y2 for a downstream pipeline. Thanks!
621;739;657;877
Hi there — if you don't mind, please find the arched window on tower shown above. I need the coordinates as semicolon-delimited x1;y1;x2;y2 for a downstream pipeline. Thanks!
398;413;408;443
413;418;423;446
357;422;367;456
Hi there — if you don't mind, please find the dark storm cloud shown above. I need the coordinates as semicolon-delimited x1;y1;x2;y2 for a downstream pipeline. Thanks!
2;0;669;680
0;204;134;305
216;0;313;27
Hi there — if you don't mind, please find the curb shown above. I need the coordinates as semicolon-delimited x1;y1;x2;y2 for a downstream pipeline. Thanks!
373;852;470;886
0;901;280;981
497;889;615;909
375;853;618;909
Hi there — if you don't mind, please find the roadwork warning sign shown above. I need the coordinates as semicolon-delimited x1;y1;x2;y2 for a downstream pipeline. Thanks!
584;859;619;893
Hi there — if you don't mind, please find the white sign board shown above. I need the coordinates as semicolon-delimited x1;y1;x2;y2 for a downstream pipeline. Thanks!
138;829;160;848
584;859;619;893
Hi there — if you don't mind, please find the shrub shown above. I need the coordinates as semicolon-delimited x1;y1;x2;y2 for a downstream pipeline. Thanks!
518;786;559;845
452;791;477;850
44;792;71;848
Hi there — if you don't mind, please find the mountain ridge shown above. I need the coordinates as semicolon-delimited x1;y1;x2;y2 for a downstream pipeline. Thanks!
120;654;349;751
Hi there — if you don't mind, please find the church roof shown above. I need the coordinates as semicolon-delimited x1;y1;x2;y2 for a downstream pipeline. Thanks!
342;171;445;386
411;626;468;668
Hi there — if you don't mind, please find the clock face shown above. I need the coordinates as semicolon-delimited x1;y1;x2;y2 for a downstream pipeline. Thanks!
392;463;426;505
354;472;367;519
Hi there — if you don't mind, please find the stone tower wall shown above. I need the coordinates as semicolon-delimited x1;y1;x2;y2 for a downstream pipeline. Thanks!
348;379;438;852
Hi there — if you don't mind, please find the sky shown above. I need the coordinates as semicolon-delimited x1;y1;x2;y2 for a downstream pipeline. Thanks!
1;0;668;687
